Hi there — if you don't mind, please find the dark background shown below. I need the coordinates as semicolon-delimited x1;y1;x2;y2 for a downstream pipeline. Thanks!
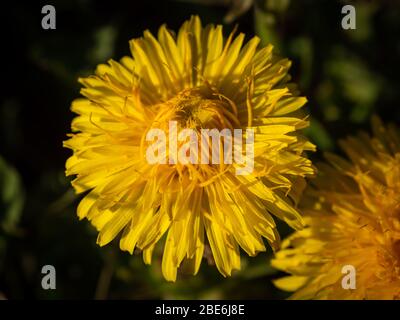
0;0;399;299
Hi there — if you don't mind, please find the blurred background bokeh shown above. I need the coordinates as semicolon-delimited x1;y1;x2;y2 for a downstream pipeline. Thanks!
1;0;399;299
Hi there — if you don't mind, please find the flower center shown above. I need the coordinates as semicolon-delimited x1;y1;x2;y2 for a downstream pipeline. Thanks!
141;87;253;183
157;87;241;131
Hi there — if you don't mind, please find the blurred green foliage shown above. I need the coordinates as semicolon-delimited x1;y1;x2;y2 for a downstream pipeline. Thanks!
0;0;399;299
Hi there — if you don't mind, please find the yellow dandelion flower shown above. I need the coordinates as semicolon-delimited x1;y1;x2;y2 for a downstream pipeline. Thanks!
272;117;400;299
64;16;315;281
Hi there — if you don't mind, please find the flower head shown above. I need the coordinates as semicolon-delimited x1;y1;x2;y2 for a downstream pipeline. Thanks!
64;16;314;281
272;117;400;299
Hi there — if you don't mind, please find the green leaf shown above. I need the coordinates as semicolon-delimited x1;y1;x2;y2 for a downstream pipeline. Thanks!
0;156;25;233
304;117;334;151
254;0;282;50
89;25;118;64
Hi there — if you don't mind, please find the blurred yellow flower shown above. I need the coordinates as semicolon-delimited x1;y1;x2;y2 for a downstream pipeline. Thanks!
64;16;314;281
272;117;400;299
